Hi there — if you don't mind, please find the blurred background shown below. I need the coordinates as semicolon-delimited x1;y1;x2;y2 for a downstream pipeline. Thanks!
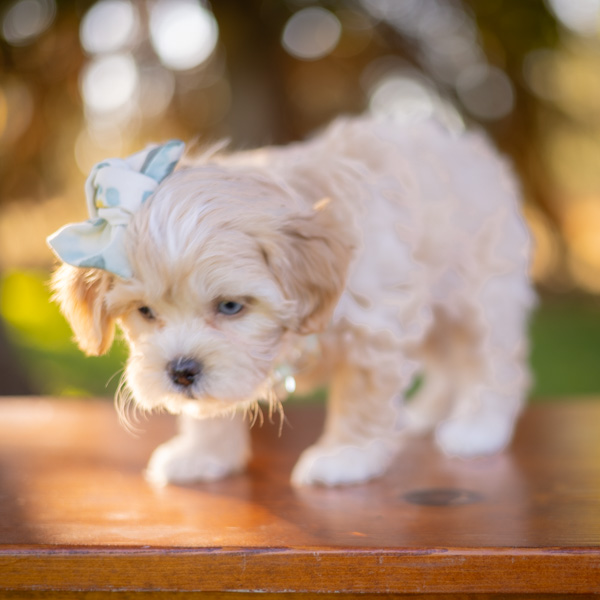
0;0;599;400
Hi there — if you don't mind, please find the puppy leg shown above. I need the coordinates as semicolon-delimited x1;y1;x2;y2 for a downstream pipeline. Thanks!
291;355;405;486
403;310;463;433
403;368;454;433
435;274;533;457
145;412;251;486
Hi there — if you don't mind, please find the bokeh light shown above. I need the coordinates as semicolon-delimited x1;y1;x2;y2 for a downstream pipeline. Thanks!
359;0;420;25
332;9;372;58
545;0;600;36
0;78;34;146
523;205;561;284
364;59;463;129
1;0;55;46
522;49;557;101
74;125;124;176
282;7;341;61
563;197;600;293
369;71;435;121
80;53;139;116
149;0;218;71
456;64;515;121
563;199;600;281
138;65;176;119
80;0;139;55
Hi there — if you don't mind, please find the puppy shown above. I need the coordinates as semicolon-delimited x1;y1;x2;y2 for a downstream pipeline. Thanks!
48;117;535;486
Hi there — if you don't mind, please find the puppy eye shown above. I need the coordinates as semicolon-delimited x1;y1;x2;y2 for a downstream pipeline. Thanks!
217;300;244;316
138;306;156;320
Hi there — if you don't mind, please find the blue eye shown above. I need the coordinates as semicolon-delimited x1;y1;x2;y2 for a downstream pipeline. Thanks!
218;301;244;316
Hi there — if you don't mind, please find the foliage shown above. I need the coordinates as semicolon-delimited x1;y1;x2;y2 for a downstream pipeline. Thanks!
529;297;600;398
0;270;127;397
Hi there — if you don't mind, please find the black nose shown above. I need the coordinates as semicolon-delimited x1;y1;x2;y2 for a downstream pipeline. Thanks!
167;357;202;388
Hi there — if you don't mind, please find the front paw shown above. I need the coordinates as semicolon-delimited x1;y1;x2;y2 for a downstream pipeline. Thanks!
290;440;397;487
145;434;249;486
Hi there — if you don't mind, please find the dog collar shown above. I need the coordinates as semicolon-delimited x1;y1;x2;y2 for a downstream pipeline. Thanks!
47;140;185;279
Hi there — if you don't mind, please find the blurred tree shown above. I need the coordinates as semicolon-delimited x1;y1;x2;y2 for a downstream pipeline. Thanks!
0;2;86;393
1;0;599;395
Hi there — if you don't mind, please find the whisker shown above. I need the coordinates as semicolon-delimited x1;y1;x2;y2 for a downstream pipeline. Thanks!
247;401;264;428
114;374;147;436
276;401;287;437
243;401;255;425
264;376;290;437
269;393;287;437
106;367;125;388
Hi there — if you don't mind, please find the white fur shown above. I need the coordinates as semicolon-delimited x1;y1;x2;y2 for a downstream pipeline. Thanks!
52;117;535;487
145;412;250;485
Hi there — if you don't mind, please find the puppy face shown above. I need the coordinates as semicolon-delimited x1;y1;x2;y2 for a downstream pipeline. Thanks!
52;165;351;419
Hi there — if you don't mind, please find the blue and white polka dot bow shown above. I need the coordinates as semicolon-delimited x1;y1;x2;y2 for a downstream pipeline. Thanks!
47;140;185;279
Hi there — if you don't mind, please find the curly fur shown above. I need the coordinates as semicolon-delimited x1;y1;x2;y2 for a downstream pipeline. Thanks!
51;116;535;486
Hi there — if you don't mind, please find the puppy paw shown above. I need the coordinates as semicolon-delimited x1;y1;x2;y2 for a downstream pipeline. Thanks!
145;434;249;486
290;440;396;487
435;413;515;458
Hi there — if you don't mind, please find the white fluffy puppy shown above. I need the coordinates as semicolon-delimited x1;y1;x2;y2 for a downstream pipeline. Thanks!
49;117;535;486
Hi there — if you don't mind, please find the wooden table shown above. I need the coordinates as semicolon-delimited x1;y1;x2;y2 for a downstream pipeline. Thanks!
0;398;599;598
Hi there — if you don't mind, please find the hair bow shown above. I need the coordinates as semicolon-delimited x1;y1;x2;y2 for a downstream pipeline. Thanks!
47;140;185;279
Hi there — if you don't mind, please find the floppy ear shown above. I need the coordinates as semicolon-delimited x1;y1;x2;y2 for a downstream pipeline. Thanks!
262;209;353;335
50;264;116;356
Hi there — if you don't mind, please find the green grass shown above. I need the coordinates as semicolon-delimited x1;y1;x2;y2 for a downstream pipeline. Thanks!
2;269;600;400
1;270;128;397
529;296;600;399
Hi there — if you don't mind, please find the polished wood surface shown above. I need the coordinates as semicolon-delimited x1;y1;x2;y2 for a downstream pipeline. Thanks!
0;397;599;595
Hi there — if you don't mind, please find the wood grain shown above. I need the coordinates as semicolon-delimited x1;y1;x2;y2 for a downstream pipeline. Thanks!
0;398;599;595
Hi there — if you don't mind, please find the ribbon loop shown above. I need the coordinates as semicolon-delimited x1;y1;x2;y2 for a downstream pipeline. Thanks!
47;140;185;279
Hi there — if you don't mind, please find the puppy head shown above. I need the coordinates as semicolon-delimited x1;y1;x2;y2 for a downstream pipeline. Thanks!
51;165;352;418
